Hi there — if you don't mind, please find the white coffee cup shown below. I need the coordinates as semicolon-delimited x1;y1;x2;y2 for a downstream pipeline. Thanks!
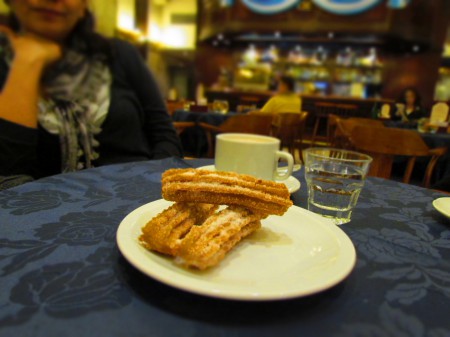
215;133;294;181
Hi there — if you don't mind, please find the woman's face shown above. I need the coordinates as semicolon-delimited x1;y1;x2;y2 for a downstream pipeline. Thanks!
9;0;87;42
405;90;416;106
278;81;289;94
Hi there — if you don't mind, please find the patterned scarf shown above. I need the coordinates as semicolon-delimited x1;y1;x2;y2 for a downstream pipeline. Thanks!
0;33;112;172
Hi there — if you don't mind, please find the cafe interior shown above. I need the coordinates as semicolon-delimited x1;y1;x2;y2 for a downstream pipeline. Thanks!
2;0;449;188
1;1;450;336
10;0;446;189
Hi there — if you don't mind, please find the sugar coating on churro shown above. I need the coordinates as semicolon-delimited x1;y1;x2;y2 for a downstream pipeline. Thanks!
175;206;262;270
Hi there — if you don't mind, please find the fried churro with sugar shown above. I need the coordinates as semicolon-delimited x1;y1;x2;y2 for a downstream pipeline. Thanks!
175;206;262;270
162;168;292;217
139;202;218;256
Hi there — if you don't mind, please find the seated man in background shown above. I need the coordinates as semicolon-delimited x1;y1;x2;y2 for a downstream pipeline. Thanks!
259;76;301;114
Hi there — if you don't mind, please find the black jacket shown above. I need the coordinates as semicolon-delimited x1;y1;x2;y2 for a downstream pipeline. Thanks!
0;39;182;178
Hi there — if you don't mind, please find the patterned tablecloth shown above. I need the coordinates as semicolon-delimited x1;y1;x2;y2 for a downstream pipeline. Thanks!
1;157;449;337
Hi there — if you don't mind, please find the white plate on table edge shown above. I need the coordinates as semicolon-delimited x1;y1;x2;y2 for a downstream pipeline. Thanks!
433;197;450;218
197;164;301;194
116;199;356;301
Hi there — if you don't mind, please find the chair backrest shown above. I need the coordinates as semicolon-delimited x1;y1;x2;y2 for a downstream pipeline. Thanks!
332;117;385;148
172;122;195;136
430;102;449;123
348;125;432;184
327;114;341;146
379;104;391;119
340;117;385;135
218;114;274;135
350;126;429;156
272;112;309;143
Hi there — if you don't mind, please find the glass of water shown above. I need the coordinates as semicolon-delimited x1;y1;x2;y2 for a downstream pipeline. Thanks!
304;148;372;225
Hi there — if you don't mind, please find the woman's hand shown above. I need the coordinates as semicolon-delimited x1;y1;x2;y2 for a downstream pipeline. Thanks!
0;26;61;67
0;26;62;128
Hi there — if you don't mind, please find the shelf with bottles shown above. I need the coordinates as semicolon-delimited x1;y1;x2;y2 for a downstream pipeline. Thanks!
274;61;383;70
271;46;383;88
295;80;381;98
282;65;382;84
239;44;383;68
233;44;384;97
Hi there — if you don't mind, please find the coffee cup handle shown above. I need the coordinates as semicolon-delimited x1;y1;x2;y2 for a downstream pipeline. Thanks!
273;151;294;181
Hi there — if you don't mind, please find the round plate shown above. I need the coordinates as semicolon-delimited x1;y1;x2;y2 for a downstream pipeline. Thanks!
116;199;357;301
197;165;301;194
433;197;450;218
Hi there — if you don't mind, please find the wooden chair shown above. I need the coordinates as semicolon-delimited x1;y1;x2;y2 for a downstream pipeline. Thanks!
172;122;196;136
379;104;392;119
326;114;341;147
311;102;359;146
333;117;386;148
337;117;385;137
271;112;309;163
347;125;446;188
199;114;274;158
430;102;449;123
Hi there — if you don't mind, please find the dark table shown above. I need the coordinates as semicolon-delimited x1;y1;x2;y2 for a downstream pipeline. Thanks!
1;157;450;337
172;110;236;126
172;110;236;157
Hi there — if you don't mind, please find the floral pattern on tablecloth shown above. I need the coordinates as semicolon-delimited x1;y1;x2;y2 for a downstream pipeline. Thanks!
0;158;449;337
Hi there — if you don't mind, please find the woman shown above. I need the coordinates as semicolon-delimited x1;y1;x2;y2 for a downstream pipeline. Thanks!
393;87;427;122
259;76;301;114
0;0;182;180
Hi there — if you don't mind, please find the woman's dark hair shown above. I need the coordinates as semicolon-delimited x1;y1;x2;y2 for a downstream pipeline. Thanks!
398;87;422;107
7;8;112;62
279;76;296;92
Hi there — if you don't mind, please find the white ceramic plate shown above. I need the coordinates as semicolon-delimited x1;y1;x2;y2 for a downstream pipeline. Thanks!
433;197;450;218
116;199;357;301
197;164;301;193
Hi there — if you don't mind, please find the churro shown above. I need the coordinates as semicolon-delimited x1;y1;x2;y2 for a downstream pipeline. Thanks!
139;202;218;256
162;168;292;217
175;206;262;270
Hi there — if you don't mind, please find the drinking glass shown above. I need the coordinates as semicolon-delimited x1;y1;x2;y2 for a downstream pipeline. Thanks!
304;148;372;225
213;100;229;114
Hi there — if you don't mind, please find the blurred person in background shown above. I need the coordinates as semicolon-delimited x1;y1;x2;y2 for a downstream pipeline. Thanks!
258;75;302;114
393;87;427;122
0;0;182;185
